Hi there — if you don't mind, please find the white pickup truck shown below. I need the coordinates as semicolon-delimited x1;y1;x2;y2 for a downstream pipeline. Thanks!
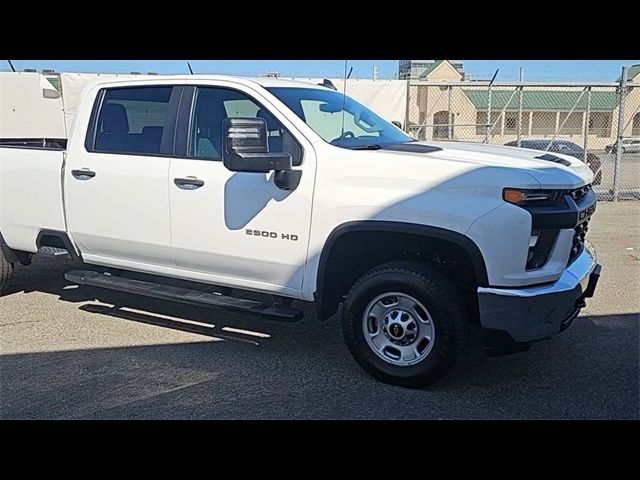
0;75;601;387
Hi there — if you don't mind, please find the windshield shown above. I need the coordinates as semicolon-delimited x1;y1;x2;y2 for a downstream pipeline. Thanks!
266;87;412;149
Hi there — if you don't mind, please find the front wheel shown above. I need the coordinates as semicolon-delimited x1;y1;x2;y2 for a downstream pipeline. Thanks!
341;261;469;388
0;248;14;295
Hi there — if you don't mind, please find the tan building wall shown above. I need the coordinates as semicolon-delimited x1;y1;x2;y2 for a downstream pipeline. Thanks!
408;83;640;150
406;61;640;148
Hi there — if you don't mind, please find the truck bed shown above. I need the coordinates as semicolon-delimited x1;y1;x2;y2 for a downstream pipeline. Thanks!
0;138;67;150
0;142;67;252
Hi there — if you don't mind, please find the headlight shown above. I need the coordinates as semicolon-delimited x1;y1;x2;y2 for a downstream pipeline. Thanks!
503;188;562;206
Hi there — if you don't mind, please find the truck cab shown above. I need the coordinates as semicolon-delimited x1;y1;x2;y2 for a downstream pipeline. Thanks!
0;76;601;387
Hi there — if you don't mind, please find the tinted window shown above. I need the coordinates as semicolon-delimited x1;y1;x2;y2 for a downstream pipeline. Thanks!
93;87;173;155
267;87;411;149
189;87;302;165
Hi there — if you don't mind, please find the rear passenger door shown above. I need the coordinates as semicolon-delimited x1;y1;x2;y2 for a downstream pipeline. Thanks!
65;85;180;270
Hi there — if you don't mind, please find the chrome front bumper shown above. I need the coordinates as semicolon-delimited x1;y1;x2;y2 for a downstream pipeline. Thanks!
478;242;600;346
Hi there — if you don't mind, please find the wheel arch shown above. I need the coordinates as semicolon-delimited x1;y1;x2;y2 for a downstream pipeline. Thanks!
314;221;488;321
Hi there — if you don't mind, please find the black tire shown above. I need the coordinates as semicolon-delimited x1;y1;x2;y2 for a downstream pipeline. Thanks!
0;248;14;295
341;261;469;388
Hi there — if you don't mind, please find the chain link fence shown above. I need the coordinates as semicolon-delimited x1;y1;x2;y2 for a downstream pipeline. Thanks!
404;68;640;201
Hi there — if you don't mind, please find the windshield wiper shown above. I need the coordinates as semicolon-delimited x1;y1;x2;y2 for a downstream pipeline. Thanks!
351;144;382;150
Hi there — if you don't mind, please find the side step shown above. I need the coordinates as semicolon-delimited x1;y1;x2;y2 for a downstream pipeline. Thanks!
64;269;303;321
38;246;71;259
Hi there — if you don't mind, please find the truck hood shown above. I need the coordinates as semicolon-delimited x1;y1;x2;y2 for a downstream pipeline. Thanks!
387;141;594;189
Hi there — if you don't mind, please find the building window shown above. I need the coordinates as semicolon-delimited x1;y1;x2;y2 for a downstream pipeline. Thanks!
632;112;640;137
559;112;583;136
503;111;533;136
433;111;452;139
588;112;612;138
531;112;557;136
476;111;503;136
476;112;487;135
504;113;518;133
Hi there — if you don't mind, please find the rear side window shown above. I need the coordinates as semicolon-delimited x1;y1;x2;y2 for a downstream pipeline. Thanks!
91;86;173;155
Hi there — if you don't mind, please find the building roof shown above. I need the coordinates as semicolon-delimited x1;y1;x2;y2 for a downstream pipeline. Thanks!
417;61;445;79
462;89;619;111
617;64;640;82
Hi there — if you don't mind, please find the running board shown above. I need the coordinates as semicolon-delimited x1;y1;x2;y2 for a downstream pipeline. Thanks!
37;246;71;259
64;269;303;321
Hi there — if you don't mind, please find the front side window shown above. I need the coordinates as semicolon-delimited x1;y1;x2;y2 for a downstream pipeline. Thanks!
266;87;412;149
93;86;173;155
189;87;301;165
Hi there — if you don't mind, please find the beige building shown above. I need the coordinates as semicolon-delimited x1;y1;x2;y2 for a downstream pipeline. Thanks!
407;61;640;149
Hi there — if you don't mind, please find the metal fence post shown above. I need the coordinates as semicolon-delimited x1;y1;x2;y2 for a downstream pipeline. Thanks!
447;86;453;140
517;67;524;147
485;83;492;144
517;85;524;147
613;66;629;201
583;87;591;164
404;79;411;133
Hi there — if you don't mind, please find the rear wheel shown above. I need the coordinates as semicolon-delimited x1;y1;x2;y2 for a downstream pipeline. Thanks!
0;248;14;295
341;261;469;388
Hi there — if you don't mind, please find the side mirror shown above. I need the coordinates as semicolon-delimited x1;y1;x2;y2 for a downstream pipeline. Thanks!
392;120;403;129
222;118;292;173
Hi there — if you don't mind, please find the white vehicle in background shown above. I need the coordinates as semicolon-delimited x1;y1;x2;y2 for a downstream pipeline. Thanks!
0;76;601;387
605;137;640;154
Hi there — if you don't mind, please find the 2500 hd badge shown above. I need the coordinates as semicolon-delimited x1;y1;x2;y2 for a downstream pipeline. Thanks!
246;229;299;241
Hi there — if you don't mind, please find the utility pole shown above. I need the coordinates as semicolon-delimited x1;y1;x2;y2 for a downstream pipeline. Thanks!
372;65;378;81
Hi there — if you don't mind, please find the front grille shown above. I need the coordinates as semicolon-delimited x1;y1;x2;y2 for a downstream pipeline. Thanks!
567;185;593;264
570;218;590;263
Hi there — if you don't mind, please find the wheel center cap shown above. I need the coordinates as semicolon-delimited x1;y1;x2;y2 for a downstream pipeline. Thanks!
389;322;405;339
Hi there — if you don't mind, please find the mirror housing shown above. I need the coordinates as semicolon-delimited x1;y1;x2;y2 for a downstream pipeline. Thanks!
392;120;403;129
222;118;292;173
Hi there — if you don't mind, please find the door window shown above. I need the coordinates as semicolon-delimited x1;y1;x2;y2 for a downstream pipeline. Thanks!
188;87;302;165
92;86;173;155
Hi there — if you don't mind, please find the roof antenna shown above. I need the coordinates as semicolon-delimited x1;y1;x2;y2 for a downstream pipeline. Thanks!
7;60;16;72
187;61;194;75
318;79;337;90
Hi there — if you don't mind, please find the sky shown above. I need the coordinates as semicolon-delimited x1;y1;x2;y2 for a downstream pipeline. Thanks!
3;60;639;82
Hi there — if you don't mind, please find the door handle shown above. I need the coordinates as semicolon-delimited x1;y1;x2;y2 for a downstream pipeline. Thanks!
174;177;205;190
71;169;96;180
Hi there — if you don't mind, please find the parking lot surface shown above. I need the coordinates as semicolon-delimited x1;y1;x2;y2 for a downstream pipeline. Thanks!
1;202;638;419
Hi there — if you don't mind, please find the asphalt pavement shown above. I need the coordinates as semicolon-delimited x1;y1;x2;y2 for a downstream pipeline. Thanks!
1;202;638;419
